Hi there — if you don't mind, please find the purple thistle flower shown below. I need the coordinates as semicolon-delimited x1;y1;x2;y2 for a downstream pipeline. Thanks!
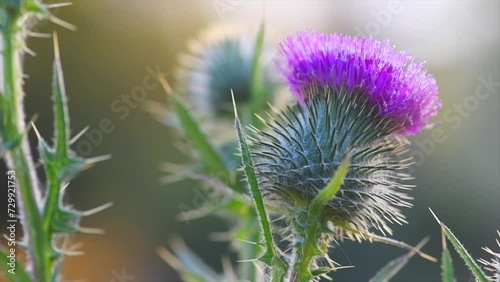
253;30;445;242
278;30;441;135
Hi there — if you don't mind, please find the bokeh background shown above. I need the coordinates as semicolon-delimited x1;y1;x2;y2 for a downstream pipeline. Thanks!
1;1;499;281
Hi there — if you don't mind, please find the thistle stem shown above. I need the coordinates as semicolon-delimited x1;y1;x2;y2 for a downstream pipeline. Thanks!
292;220;321;282
1;8;49;281
291;158;350;281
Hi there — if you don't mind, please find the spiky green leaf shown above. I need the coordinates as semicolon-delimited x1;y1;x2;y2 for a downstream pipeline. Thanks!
170;93;240;191
441;244;455;282
52;32;70;159
430;209;488;282
41;34;87;238
233;94;287;281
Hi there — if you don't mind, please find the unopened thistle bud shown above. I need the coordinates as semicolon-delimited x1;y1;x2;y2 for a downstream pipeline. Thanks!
254;30;441;236
177;27;279;116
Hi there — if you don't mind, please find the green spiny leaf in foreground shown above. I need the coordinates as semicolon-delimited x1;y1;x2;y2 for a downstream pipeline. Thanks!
157;75;241;192
430;209;488;282
369;237;430;282
52;32;70;159
40;33;87;238
31;33;111;281
441;229;456;282
41;33;78;235
232;92;287;281
0;247;31;282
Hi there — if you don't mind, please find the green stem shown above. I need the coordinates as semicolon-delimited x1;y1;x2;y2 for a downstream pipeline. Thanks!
292;218;321;282
292;158;350;281
1;9;49;282
292;192;332;281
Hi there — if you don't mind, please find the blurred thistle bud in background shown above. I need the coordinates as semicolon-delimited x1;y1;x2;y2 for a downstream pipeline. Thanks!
253;30;442;238
176;26;281;118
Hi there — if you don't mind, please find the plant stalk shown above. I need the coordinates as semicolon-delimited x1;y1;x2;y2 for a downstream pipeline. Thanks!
1;8;49;281
292;221;320;282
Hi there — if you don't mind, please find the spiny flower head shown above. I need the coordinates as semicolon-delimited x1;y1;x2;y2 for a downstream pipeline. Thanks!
279;30;441;135
253;30;442;239
177;26;279;116
253;90;413;237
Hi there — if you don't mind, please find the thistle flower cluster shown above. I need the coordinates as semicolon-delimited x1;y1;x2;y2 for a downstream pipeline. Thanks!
254;30;441;238
162;27;443;281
